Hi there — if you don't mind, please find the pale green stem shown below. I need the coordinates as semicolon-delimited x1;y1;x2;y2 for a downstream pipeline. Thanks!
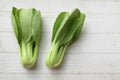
26;42;33;60
46;44;55;67
56;45;64;63
20;41;28;67
54;43;69;67
49;41;59;66
29;44;39;68
46;41;69;68
46;41;59;68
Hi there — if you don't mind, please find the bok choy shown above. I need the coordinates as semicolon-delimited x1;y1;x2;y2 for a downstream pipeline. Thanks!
11;7;42;69
46;8;86;68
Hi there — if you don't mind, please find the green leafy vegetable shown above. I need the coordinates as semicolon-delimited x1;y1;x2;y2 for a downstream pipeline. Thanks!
46;8;86;68
11;7;42;69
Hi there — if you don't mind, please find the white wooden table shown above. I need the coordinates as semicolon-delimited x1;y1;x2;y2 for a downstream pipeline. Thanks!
0;0;120;80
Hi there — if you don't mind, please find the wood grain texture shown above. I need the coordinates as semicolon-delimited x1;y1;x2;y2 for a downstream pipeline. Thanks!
0;0;120;80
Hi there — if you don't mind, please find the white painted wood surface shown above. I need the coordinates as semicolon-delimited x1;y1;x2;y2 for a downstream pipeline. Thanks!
0;0;120;80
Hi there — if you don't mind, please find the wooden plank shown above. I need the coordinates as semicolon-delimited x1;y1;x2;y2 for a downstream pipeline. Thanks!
2;73;120;80
0;0;120;80
0;32;120;53
0;12;120;33
0;53;119;73
0;74;5;80
0;0;120;12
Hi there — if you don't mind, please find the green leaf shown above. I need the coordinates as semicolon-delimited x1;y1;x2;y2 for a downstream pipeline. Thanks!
18;8;34;44
55;8;81;45
11;7;22;44
32;10;42;43
52;12;69;42
11;7;18;41
62;18;82;44
72;13;86;42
